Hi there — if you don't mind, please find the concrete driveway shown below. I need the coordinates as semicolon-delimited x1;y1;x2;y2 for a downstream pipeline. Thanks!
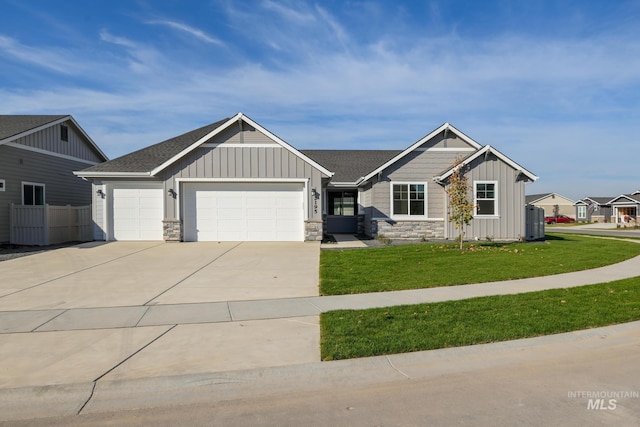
0;241;320;310
0;241;321;389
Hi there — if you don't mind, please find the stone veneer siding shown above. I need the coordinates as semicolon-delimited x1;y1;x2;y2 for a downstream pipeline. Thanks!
163;220;183;242
162;219;321;242
305;220;323;241
371;220;444;240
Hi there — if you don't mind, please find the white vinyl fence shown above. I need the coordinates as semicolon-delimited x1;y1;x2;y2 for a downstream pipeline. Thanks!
525;205;545;241
10;204;92;246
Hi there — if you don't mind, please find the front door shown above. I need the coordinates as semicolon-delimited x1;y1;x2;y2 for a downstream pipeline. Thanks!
326;190;358;234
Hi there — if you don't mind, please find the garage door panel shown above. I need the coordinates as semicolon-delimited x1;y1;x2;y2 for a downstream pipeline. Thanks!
184;183;304;242
112;187;163;241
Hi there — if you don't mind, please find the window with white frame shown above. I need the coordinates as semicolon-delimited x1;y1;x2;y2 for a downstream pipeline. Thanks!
474;181;497;216
22;182;45;205
0;179;5;192
392;183;426;217
577;205;587;219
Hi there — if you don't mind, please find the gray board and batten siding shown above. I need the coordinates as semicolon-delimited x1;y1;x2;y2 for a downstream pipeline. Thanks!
445;152;527;241
7;121;104;163
362;131;476;238
0;120;104;243
161;124;326;222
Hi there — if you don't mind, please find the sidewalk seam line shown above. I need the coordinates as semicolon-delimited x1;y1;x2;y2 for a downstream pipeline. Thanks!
91;324;178;386
77;324;180;414
0;242;165;300
143;242;244;306
31;309;69;332
77;382;96;415
227;302;234;321
135;306;152;327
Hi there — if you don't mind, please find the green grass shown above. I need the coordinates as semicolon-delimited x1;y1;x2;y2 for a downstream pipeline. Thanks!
320;233;640;295
320;277;640;361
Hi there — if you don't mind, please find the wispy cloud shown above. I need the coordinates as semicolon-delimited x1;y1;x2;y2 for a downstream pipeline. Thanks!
261;0;316;23
1;1;640;199
146;20;224;45
0;34;78;74
314;5;350;53
99;29;137;48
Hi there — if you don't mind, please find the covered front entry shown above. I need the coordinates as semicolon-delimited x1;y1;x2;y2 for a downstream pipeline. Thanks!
325;190;358;234
614;206;637;224
182;182;305;242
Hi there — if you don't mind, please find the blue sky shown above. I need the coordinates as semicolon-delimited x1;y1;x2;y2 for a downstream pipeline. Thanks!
1;0;639;200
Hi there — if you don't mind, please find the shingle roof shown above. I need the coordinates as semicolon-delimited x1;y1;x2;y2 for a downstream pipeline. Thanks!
0;115;68;141
80;118;230;173
301;150;401;183
525;193;552;204
580;197;614;205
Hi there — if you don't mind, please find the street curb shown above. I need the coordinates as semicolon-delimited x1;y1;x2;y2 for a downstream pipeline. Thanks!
2;320;639;422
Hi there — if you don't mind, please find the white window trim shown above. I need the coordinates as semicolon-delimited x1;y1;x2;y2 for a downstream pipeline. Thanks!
390;181;428;219
474;180;498;218
22;181;46;205
0;179;5;192
577;205;587;219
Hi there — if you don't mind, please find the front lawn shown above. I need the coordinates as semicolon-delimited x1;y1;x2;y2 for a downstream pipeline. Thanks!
320;277;640;361
320;234;640;295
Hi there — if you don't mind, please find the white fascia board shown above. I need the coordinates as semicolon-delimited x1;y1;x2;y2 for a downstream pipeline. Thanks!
435;145;539;182
73;171;154;178
176;177;308;183
239;113;334;177
150;113;334;178
361;123;483;183
150;114;242;176
5;142;100;165
68;116;109;161
0;115;108;162
326;181;360;188
445;123;483;150
0;115;70;146
607;194;640;204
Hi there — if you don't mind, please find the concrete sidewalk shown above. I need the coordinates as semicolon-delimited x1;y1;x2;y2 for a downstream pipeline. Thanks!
3;251;640;334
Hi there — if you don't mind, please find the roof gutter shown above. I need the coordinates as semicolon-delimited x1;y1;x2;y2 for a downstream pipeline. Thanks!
73;171;156;179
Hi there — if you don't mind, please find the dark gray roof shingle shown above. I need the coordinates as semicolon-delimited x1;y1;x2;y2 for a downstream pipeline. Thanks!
0;115;68;141
81;118;230;173
525;193;553;204
580;197;614;205
301;150;401;183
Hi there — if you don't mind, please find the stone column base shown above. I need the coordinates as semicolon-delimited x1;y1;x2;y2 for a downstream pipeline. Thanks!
305;221;323;241
163;220;183;242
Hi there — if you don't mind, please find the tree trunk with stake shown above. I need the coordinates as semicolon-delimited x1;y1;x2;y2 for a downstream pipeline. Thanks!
446;157;475;250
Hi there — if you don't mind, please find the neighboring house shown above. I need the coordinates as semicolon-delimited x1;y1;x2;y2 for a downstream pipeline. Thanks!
608;191;640;224
0;115;108;243
574;197;613;223
525;193;576;219
75;113;538;242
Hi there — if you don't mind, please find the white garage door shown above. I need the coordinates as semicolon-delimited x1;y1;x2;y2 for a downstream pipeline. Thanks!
183;183;304;242
112;186;164;240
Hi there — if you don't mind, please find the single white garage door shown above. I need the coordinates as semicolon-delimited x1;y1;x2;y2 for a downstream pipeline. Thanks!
183;182;304;242
111;186;164;240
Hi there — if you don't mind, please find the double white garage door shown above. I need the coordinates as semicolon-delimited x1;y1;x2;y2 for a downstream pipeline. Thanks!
110;183;304;242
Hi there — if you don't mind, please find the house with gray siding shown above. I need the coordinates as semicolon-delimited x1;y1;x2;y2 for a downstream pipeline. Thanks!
574;197;613;223
0;115;107;243
76;113;538;243
608;191;640;224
